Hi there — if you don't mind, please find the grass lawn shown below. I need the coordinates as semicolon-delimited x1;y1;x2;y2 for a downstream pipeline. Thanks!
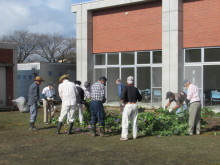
0;109;220;165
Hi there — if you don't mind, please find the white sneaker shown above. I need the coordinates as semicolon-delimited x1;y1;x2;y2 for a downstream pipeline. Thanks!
188;132;193;136
196;131;200;135
120;137;128;141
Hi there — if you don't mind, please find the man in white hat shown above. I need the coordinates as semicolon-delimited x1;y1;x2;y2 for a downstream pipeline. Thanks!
57;74;78;134
120;76;142;141
27;76;44;131
182;79;201;135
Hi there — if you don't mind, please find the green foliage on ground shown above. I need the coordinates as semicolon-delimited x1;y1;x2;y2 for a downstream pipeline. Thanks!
50;104;220;136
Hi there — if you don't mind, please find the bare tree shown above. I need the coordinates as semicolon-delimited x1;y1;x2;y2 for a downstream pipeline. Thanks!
56;38;76;63
0;31;76;63
0;30;38;63
35;33;63;62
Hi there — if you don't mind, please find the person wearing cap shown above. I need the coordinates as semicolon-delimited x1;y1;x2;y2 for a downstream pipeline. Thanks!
115;79;125;113
120;76;142;141
42;82;56;124
182;79;201;135
165;91;187;115
82;81;91;100
27;76;44;131
90;76;107;137
57;74;78;135
74;80;85;124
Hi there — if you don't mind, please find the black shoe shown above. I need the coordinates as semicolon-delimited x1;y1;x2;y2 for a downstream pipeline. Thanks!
67;122;74;135
57;122;63;134
99;127;108;137
91;125;98;137
29;122;38;131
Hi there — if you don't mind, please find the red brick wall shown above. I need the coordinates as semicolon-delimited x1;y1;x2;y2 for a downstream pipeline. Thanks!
0;48;14;106
93;1;162;53
183;0;220;48
0;49;13;63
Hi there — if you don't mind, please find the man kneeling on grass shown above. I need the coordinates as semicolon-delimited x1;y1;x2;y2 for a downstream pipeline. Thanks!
120;76;142;141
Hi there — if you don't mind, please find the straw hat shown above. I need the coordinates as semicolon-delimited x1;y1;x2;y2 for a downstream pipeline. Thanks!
59;74;69;83
34;76;44;81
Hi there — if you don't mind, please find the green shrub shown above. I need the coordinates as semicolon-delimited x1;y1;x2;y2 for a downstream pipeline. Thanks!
51;105;208;136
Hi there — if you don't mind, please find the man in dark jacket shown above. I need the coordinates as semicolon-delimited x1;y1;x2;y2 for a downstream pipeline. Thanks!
27;76;44;131
120;76;142;141
74;80;85;124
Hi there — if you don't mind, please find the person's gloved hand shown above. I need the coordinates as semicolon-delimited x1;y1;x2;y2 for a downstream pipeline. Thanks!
37;102;41;108
102;97;106;103
47;97;51;100
168;108;173;113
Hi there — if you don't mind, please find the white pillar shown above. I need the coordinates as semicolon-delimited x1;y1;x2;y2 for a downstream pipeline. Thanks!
162;0;183;106
73;5;93;84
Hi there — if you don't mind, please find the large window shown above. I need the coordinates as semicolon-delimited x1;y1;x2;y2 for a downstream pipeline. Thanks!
94;50;162;105
184;47;220;107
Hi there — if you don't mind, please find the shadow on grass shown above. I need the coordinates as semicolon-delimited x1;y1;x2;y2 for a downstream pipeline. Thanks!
205;125;220;132
38;125;57;130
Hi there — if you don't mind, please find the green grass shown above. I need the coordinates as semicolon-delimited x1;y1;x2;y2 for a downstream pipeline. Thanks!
0;110;220;165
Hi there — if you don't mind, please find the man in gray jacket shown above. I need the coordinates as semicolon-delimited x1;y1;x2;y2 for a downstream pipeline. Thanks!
28;76;44;131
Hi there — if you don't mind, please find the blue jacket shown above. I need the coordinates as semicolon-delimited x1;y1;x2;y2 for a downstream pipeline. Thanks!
27;82;39;105
117;83;124;99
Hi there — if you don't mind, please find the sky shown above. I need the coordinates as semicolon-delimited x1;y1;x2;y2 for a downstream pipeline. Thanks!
0;0;90;38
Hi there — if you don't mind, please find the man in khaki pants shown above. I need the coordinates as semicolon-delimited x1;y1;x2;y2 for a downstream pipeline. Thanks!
182;79;201;135
42;82;56;124
120;76;142;141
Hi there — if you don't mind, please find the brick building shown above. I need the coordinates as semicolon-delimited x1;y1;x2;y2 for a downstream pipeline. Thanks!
0;43;17;106
72;0;220;107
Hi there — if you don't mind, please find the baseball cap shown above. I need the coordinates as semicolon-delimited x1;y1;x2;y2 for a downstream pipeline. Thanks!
99;76;107;81
166;91;173;99
127;76;134;84
182;79;190;85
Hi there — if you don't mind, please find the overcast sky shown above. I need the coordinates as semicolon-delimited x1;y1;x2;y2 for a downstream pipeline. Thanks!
0;0;90;38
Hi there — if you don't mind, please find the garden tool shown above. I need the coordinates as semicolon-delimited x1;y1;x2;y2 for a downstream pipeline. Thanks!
57;122;63;134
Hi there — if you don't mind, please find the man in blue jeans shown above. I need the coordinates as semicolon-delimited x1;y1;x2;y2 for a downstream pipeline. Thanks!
90;76;107;137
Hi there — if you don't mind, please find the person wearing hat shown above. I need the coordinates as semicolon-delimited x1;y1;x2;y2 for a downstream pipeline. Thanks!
42;82;56;124
57;74;78;135
120;76;142;141
182;79;201;135
82;81;91;100
27;76;44;131
165;91;187;114
74;80;85;124
90;76;107;137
